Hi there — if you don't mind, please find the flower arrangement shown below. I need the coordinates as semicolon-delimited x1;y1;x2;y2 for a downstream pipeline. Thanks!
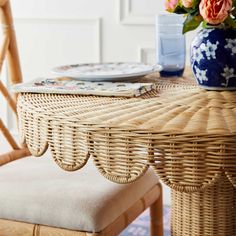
165;0;236;33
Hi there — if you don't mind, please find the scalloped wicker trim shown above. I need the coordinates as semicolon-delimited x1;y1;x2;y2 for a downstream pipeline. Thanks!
17;77;236;189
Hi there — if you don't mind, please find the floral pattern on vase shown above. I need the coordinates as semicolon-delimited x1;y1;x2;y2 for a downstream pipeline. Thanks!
191;28;236;90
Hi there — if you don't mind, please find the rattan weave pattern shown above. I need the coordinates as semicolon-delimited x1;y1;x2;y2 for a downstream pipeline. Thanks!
17;76;236;236
17;78;236;191
171;174;235;236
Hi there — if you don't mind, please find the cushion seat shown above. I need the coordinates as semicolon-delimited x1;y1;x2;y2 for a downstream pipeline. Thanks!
0;153;159;232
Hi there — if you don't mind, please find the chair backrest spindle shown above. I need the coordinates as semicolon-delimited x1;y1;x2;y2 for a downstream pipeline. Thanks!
0;0;30;166
1;1;23;88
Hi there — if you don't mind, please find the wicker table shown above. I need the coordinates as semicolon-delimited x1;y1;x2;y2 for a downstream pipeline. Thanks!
17;74;236;236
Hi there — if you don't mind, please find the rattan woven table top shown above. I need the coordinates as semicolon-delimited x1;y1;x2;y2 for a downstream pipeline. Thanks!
18;75;236;134
17;73;236;190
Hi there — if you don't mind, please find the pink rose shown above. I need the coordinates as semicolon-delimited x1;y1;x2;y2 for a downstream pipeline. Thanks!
199;0;232;25
165;0;179;12
182;0;193;8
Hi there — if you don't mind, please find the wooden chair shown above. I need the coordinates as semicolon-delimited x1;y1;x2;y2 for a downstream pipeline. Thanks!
0;154;163;236
0;1;164;235
0;0;30;166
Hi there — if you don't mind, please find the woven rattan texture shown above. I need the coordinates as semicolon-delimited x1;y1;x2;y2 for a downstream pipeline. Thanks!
171;174;236;236
17;76;236;192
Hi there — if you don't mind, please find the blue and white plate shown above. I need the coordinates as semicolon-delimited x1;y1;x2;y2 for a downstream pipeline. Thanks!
51;62;162;82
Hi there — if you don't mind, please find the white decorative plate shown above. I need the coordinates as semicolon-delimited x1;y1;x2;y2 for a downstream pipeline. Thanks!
51;62;162;81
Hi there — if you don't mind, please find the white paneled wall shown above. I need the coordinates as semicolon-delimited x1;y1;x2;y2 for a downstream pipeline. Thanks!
15;18;101;79
6;0;198;205
119;0;165;25
11;0;166;79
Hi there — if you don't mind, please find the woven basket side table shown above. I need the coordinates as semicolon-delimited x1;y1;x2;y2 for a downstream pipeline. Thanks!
17;76;236;236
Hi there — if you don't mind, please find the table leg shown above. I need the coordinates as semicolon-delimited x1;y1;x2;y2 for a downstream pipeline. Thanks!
171;174;236;236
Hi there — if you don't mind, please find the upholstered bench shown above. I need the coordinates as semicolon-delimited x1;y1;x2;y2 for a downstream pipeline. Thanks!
0;153;163;236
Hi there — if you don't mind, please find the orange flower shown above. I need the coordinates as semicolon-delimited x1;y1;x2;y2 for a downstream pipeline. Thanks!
199;0;232;25
182;0;193;8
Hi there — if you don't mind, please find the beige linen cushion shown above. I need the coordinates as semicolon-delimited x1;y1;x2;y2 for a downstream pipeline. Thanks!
0;153;159;232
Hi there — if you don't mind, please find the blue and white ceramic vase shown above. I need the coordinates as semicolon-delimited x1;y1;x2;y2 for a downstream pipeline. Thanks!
191;28;236;90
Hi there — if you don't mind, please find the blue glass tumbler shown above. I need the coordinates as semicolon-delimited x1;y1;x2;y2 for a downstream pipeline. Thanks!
156;14;186;77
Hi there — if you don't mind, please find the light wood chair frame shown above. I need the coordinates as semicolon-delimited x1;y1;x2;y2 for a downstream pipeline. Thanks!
0;0;30;166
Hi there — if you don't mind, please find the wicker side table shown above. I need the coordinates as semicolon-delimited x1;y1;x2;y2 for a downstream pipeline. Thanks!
17;76;236;236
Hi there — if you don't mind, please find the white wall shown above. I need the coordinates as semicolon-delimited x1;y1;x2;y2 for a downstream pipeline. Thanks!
6;0;198;205
10;0;196;80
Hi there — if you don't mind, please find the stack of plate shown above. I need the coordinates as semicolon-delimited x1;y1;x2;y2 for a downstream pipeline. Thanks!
12;62;162;97
51;62;162;82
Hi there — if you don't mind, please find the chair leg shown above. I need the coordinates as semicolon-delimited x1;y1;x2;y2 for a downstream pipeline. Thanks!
150;183;163;236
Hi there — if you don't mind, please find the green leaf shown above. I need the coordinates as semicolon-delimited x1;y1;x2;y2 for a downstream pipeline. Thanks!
224;16;236;28
231;7;236;16
233;0;236;7
202;20;208;28
173;5;188;14
188;8;199;15
183;14;203;34
192;0;201;8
